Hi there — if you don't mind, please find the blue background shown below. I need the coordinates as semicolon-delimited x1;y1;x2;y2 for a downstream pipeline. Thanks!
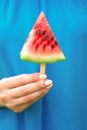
0;0;87;130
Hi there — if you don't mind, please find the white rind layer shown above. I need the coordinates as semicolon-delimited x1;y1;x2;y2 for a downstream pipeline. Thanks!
20;45;66;63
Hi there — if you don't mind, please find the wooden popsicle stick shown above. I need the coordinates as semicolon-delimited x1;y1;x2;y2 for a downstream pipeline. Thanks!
40;64;46;74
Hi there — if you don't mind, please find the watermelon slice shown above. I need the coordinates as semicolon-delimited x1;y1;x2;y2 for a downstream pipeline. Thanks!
20;11;66;63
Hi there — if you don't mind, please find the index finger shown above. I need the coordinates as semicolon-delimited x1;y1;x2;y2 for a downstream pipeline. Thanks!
1;73;44;89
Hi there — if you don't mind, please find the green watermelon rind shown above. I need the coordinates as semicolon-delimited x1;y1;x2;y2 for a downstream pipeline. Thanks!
20;51;66;64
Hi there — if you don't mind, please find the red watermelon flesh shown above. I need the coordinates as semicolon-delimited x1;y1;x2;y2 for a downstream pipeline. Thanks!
20;12;66;63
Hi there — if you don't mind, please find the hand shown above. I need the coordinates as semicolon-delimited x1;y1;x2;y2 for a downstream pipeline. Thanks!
0;73;53;113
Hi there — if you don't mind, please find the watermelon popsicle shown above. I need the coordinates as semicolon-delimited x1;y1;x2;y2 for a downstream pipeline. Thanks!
20;12;66;74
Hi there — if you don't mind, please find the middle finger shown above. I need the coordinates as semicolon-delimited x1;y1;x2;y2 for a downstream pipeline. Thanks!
9;79;52;98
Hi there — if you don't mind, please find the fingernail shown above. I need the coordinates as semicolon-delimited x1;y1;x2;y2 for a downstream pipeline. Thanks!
45;79;52;86
39;74;47;79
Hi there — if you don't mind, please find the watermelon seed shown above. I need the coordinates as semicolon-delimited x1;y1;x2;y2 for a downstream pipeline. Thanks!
43;30;46;35
51;44;55;49
45;35;49;40
51;36;54;41
55;41;58;45
36;30;40;35
35;43;41;52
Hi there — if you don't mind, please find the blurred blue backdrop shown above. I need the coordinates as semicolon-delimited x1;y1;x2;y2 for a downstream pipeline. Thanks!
0;0;87;130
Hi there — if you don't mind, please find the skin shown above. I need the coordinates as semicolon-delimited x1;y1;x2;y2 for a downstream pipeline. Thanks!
0;73;53;113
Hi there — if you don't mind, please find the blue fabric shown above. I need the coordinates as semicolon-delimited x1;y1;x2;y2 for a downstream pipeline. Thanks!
0;0;87;130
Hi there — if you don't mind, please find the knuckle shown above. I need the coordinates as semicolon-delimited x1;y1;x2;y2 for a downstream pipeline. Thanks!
32;73;39;79
24;95;30;101
20;74;28;84
29;73;39;82
21;87;27;95
24;95;34;102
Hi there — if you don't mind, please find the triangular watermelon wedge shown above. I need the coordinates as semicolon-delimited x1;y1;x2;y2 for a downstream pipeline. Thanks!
20;12;66;63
